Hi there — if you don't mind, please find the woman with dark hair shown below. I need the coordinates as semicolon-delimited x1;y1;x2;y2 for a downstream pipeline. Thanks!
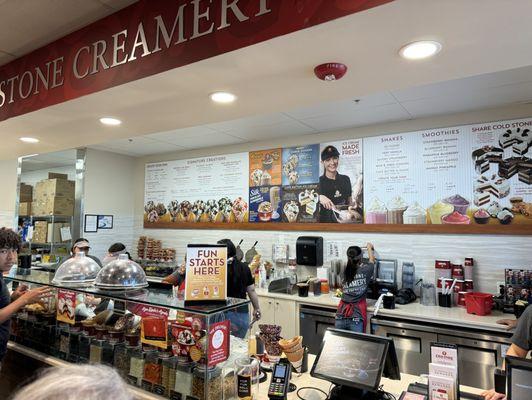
335;243;376;333
102;242;131;265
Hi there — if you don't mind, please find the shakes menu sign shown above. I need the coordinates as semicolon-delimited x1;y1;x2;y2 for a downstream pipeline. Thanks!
0;0;393;122
185;245;227;302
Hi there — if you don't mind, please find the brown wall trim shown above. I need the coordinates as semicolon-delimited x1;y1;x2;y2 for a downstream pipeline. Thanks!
144;222;532;235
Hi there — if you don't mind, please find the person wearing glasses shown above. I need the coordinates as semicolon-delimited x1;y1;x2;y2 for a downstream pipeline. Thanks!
0;228;51;366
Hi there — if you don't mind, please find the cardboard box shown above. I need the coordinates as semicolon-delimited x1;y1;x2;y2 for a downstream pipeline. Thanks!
19;202;32;216
34;179;75;200
48;172;68;180
20;183;33;202
33;197;74;216
33;221;48;244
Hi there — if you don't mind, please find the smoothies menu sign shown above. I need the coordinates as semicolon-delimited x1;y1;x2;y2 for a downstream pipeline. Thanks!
185;245;227;302
0;0;393;122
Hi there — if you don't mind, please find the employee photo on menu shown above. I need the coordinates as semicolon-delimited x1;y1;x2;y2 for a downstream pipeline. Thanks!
319;141;364;223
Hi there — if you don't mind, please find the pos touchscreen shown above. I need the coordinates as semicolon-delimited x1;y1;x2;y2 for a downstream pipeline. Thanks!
310;328;399;392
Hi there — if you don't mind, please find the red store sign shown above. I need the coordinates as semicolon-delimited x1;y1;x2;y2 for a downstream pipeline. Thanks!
0;0;392;122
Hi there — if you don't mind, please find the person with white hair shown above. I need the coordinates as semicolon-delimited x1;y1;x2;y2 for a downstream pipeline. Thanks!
11;364;133;400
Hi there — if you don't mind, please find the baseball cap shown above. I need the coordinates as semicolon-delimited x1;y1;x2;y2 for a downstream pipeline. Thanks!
321;145;340;161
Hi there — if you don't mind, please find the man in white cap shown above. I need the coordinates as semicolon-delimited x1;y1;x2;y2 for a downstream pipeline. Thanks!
70;238;102;267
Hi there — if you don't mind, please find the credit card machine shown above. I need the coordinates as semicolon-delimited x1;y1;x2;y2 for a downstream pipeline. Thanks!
268;361;291;400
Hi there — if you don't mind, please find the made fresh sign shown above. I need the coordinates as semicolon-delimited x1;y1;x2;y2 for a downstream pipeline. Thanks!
0;0;393;121
185;244;227;302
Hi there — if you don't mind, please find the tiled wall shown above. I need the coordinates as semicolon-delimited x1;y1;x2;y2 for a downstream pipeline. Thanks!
134;216;532;294
84;215;136;261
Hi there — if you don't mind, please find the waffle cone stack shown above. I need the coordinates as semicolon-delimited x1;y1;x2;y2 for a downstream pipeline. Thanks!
279;336;305;372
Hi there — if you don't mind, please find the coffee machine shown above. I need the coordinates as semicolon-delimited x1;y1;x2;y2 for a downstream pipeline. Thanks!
368;259;398;300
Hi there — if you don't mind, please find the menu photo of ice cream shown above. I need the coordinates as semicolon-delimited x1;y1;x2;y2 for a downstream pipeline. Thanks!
249;186;282;222
282;144;320;186
281;184;319;223
365;196;427;224
428;194;471;224
470;118;532;225
145;197;248;224
249;148;282;188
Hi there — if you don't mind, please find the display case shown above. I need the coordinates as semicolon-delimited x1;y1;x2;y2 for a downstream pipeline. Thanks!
7;270;250;400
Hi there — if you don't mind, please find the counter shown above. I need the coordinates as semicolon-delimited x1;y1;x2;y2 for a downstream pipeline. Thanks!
8;342;483;400
255;288;513;333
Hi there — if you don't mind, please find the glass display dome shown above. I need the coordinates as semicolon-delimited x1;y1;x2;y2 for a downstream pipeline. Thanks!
95;254;148;289
52;252;101;287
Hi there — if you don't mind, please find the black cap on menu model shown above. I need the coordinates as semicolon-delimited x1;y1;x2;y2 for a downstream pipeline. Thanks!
321;145;340;161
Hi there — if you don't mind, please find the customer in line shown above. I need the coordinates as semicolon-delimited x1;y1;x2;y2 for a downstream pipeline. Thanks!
11;364;133;400
482;305;532;399
0;228;51;366
69;238;102;266
102;242;131;265
335;243;376;333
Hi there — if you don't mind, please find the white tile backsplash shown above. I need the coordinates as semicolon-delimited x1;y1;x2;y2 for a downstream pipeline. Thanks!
84;215;136;261
135;216;532;294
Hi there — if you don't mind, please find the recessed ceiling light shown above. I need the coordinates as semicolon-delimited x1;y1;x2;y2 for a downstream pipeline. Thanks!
210;91;237;104
19;137;39;143
99;117;122;126
399;40;442;60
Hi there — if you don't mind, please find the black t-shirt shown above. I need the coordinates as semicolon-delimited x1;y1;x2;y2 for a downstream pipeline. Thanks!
0;277;11;361
227;259;254;299
319;173;352;222
511;305;532;351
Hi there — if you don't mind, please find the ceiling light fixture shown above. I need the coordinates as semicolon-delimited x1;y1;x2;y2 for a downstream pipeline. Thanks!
210;91;237;104
399;40;442;60
19;137;39;143
99;117;122;126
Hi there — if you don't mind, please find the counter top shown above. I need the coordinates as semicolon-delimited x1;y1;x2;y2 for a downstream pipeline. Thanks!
255;288;514;333
9;342;483;400
256;354;483;400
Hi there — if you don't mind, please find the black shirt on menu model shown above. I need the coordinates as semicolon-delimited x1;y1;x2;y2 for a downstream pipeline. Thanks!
319;173;352;222
227;259;254;299
0;276;11;361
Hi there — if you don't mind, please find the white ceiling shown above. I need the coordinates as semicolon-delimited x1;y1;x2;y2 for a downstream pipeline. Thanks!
20;149;77;172
90;65;532;156
0;0;136;65
3;1;532;159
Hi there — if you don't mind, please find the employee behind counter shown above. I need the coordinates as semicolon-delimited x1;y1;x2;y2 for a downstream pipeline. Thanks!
163;239;261;337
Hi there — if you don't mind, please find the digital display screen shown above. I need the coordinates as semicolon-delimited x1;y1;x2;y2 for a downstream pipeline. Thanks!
274;364;287;378
312;331;387;390
511;369;532;399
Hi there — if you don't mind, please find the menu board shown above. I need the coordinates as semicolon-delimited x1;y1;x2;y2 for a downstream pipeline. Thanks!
319;139;364;223
469;117;532;225
185;245;227;302
144;152;249;225
364;127;472;224
143;116;532;230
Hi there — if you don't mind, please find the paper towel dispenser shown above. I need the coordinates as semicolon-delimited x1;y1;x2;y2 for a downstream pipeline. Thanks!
296;236;323;266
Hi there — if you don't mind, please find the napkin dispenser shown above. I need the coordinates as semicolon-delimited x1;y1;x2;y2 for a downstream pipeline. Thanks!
296;236;323;267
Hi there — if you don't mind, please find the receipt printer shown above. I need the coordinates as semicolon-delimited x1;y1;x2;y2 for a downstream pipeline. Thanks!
296;236;323;267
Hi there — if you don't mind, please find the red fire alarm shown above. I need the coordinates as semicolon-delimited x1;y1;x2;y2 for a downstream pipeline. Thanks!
314;63;348;81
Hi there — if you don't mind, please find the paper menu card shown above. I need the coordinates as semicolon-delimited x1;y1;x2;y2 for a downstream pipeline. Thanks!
429;375;455;400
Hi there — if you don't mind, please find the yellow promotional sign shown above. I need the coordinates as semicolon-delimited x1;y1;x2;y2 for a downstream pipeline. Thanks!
185;245;227;302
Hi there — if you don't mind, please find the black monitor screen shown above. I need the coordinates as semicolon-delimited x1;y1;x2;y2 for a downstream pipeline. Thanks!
507;356;532;400
311;329;389;392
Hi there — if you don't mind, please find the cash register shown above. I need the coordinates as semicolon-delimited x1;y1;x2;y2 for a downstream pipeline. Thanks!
310;328;400;400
